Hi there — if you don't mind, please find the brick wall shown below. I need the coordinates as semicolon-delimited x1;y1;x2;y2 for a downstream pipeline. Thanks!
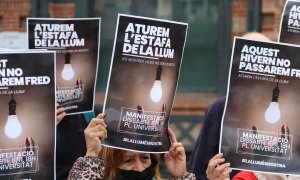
0;1;76;31
261;0;287;40
48;3;75;18
231;0;249;39
231;0;287;41
0;0;31;32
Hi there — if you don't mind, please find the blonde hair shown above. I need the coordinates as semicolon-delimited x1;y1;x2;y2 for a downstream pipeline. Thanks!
101;147;161;180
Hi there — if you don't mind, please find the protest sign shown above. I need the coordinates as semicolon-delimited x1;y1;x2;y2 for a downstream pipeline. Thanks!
0;51;56;179
279;0;300;44
27;18;100;115
103;14;188;152
219;37;300;175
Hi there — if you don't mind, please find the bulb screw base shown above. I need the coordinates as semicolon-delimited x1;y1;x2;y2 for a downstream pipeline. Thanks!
271;86;280;102
65;53;71;64
8;97;16;115
155;65;162;80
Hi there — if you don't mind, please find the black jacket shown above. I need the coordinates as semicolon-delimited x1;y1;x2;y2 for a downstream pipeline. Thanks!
189;97;240;179
56;105;102;180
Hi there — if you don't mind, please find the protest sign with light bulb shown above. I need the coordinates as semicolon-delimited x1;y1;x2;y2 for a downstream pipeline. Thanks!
0;51;55;178
103;14;187;153
27;18;101;115
220;37;300;176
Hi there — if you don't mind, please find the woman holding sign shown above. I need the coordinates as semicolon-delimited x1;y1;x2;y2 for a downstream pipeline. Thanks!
68;113;219;180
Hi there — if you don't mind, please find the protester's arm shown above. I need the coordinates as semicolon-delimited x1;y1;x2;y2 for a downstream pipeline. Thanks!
68;156;105;180
68;113;107;179
176;173;197;180
84;113;107;157
165;128;196;180
206;153;232;180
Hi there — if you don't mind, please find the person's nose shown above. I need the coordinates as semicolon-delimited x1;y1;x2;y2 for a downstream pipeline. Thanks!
132;160;145;172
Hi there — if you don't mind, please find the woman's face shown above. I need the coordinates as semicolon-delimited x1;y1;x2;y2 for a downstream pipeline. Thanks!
118;151;152;172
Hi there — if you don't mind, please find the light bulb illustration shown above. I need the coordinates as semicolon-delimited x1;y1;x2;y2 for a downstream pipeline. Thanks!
150;80;163;102
4;94;22;139
61;52;74;81
264;82;281;123
150;64;163;103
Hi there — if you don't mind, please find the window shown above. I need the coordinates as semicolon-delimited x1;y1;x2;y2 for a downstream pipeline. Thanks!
93;0;224;92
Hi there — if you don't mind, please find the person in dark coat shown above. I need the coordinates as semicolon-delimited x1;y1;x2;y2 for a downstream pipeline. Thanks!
56;104;102;180
188;97;236;179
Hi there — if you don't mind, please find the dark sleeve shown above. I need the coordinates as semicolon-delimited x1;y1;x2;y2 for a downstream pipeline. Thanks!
56;104;102;179
56;114;88;180
188;97;226;180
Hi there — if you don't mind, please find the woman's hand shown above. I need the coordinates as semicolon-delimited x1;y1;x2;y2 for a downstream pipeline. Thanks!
84;113;107;157
164;128;187;179
206;153;232;180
